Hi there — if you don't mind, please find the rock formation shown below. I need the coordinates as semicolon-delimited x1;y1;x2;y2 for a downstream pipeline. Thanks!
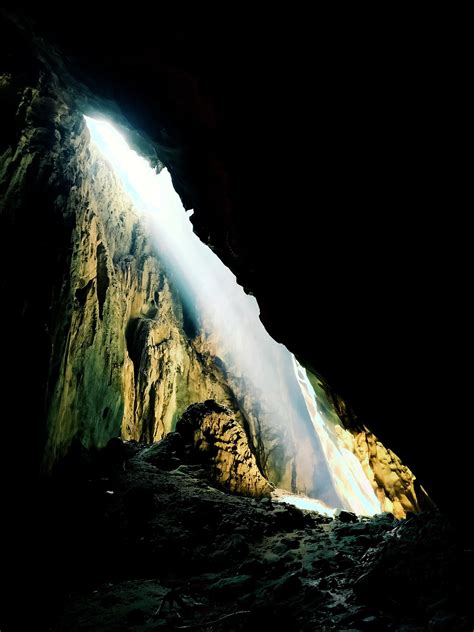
0;30;431;517
0;66;241;471
176;400;273;497
307;369;432;518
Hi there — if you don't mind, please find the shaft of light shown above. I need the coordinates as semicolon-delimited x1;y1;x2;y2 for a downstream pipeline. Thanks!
84;116;382;516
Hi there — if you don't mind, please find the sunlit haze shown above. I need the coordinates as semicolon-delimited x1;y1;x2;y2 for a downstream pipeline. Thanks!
84;116;381;516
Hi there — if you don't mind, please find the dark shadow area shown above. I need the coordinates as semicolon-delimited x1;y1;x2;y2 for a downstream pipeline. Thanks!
2;436;472;631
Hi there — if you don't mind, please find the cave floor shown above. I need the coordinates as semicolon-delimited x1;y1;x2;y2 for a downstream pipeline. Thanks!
11;441;472;632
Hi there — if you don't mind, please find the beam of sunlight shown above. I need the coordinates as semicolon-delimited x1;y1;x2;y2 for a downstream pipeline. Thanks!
292;356;381;515
84;116;382;516
278;494;337;517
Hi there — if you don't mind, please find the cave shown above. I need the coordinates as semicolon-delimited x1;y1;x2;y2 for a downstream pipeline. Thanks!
0;8;471;632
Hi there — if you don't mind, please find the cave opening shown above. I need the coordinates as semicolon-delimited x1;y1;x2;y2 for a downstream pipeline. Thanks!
85;115;382;517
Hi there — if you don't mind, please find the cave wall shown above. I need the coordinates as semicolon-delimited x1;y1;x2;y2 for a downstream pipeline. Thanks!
0;19;436;518
0;63;240;471
3;8;467;516
0;14;444;516
304;371;430;518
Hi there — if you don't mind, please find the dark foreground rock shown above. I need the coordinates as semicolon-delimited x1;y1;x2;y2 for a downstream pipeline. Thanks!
2;437;471;631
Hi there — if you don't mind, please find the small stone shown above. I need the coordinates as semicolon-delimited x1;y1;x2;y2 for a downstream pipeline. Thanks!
360;615;380;629
273;541;289;556
261;551;281;566
336;510;358;523
209;574;254;600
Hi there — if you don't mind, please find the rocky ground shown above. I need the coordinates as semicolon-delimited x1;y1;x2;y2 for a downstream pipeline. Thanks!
5;430;468;632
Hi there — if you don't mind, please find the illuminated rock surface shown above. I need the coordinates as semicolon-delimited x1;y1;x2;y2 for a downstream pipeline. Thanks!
176;400;273;497
0;71;240;470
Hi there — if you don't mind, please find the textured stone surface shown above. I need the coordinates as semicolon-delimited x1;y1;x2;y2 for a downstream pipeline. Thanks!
8;439;469;631
176;400;273;497
193;333;327;497
307;369;433;518
0;67;240;470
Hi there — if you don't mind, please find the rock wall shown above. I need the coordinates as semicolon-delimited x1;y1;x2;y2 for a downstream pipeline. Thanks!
176;400;273;497
308;370;433;518
193;333;320;497
335;426;432;518
0;67;241;471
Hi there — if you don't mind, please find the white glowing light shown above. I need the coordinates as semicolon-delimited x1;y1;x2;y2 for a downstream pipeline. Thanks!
84;116;195;244
84;115;383;517
278;494;337;517
292;355;381;516
84;117;158;208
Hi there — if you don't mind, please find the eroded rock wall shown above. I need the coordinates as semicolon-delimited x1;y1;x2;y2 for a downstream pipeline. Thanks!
176;400;273;497
308;370;432;518
0;68;241;470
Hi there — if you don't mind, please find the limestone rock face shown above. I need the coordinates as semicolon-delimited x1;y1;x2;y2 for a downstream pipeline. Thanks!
308;370;432;518
0;68;240;470
193;334;312;495
122;315;242;444
336;426;432;518
176;400;273;497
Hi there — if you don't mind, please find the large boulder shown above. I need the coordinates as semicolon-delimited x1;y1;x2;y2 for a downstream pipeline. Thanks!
176;400;273;497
